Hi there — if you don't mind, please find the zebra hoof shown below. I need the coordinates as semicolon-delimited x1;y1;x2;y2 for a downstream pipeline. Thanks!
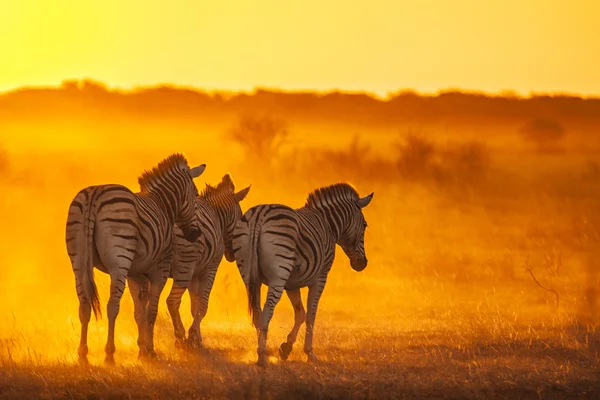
257;353;269;368
174;338;187;350
104;355;116;366
78;348;89;366
78;345;89;360
139;348;160;361
306;352;319;363
279;342;293;360
185;338;204;352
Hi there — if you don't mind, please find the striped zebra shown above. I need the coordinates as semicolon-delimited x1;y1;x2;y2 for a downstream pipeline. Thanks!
165;174;251;349
232;183;374;366
65;153;206;365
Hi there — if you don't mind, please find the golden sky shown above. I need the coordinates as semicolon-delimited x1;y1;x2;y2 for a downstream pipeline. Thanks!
1;0;598;96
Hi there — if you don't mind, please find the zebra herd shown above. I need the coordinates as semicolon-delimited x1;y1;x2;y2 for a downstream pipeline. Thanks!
65;153;374;367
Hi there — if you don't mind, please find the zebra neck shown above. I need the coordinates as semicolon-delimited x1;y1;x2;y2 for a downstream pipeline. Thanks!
310;207;345;242
212;205;230;237
148;189;177;223
203;197;230;236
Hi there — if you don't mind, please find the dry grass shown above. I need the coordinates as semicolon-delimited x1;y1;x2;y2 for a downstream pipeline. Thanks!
2;109;600;398
1;279;599;399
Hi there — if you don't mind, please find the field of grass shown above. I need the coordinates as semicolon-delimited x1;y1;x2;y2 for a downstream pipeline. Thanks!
1;277;599;399
2;96;600;398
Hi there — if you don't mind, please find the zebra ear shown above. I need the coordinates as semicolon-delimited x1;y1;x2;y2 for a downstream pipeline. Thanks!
190;164;206;178
358;192;374;208
234;185;251;202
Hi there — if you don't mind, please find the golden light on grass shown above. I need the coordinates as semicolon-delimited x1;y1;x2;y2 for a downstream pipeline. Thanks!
1;85;600;397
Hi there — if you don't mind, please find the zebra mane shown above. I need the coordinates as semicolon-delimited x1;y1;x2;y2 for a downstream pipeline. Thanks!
305;183;360;209
138;153;189;193
200;174;235;201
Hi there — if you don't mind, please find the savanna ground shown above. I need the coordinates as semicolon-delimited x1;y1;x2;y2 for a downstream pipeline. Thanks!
1;85;600;399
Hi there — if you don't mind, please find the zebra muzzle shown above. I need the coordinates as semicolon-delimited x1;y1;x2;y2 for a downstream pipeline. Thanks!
350;257;368;272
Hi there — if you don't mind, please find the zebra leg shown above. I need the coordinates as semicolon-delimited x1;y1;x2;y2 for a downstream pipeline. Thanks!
166;239;196;350
304;280;326;363
186;275;201;348
166;282;188;349
257;283;286;367
279;288;306;361
74;274;92;365
127;276;150;359
143;258;172;359
187;264;218;350
104;271;128;365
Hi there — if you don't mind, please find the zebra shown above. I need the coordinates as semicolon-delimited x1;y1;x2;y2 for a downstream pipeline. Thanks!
65;153;206;365
232;183;374;367
165;174;251;349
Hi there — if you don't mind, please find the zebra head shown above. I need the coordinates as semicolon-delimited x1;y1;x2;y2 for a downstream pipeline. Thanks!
176;162;206;243
339;192;374;272
138;154;206;243
201;174;251;262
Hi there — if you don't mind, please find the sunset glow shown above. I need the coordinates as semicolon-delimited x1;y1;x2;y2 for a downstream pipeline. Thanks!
1;0;599;96
1;1;600;398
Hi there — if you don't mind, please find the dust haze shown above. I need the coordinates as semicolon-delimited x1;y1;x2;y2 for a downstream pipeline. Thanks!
1;80;600;398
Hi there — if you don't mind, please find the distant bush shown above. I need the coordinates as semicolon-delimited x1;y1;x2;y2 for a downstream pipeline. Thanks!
309;135;396;183
436;141;490;186
226;114;289;166
0;145;8;177
314;135;371;177
276;134;397;186
395;132;491;188
519;118;566;153
240;126;491;189
60;78;108;93
396;133;436;180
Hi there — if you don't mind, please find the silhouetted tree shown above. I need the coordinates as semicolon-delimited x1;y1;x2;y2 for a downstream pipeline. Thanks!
227;114;289;166
60;79;80;91
79;79;109;94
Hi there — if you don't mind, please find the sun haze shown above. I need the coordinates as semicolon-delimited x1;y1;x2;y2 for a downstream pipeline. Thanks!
1;0;599;96
2;1;600;398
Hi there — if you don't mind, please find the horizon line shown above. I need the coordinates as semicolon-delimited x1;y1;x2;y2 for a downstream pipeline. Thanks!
2;78;599;101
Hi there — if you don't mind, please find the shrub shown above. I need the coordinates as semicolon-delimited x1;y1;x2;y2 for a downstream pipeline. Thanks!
396;133;436;180
519;118;566;153
278;134;397;186
226;114;289;166
394;132;491;190
437;141;490;185
0;144;8;178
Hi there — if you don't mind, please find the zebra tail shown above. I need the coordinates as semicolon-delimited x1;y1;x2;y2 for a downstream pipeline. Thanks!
83;199;102;320
246;217;263;323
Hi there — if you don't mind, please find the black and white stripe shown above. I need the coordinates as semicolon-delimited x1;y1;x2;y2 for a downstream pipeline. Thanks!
232;183;374;366
165;174;250;349
65;153;206;365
